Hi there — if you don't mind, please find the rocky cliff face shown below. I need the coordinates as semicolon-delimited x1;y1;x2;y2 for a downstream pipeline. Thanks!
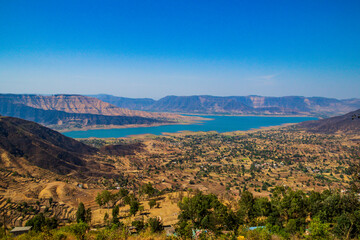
0;102;166;131
0;94;201;130
0;94;179;119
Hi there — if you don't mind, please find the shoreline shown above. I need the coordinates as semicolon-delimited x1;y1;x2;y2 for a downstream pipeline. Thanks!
72;122;299;140
58;114;317;133
65;117;315;139
126;122;299;139
163;112;319;118
56;119;204;133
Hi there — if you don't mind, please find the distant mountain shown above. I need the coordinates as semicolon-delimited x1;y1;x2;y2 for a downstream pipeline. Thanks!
297;109;360;134
0;99;166;131
92;94;360;117
0;94;175;119
0;116;97;175
0;94;198;130
89;94;156;111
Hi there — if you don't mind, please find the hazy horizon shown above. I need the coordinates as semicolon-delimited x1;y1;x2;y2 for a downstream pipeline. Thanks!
1;92;359;101
1;1;359;99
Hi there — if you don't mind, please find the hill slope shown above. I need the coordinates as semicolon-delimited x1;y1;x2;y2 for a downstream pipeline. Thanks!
93;94;360;117
0;116;98;175
297;109;360;134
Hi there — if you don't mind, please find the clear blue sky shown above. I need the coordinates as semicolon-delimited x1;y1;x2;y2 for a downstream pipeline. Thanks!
0;0;359;99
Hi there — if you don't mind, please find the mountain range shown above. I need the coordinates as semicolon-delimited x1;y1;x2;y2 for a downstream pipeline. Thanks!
92;94;360;117
0;94;196;131
1;93;359;132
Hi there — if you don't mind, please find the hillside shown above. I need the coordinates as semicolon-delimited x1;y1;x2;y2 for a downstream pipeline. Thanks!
0;116;148;227
0;116;97;175
93;94;360;117
297;108;360;134
1;115;359;233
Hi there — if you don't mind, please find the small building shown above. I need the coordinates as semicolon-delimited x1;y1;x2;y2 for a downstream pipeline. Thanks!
10;226;32;236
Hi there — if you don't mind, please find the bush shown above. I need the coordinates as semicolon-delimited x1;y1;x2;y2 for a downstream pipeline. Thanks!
147;217;164;233
245;228;271;240
132;220;145;232
53;231;68;240
307;216;331;239
67;222;89;240
148;199;156;209
25;213;58;232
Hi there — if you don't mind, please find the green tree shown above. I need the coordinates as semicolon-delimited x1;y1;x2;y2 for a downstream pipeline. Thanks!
117;188;129;206
97;190;112;208
148;199;156;209
68;222;89;240
140;183;158;198
177;191;237;234
238;191;255;223
112;205;120;224
76;202;86;223
103;212;109;226
25;213;58;232
307;216;330;239
85;208;92;224
118;188;129;198
129;199;140;216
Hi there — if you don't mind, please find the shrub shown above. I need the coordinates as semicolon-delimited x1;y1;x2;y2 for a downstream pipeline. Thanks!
132;220;145;232
148;199;156;209
67;222;89;240
147;217;164;233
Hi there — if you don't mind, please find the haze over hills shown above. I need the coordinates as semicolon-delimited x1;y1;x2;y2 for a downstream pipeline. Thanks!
0;94;198;131
92;94;360;117
89;94;156;111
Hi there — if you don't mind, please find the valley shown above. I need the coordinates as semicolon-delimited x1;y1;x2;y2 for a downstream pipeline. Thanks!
0;114;359;234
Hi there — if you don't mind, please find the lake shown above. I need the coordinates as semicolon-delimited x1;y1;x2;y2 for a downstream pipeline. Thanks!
63;115;317;138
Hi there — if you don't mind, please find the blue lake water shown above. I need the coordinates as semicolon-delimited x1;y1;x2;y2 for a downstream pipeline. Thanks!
63;115;317;139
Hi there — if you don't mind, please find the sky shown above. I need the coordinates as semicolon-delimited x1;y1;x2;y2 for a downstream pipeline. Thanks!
0;0;359;99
